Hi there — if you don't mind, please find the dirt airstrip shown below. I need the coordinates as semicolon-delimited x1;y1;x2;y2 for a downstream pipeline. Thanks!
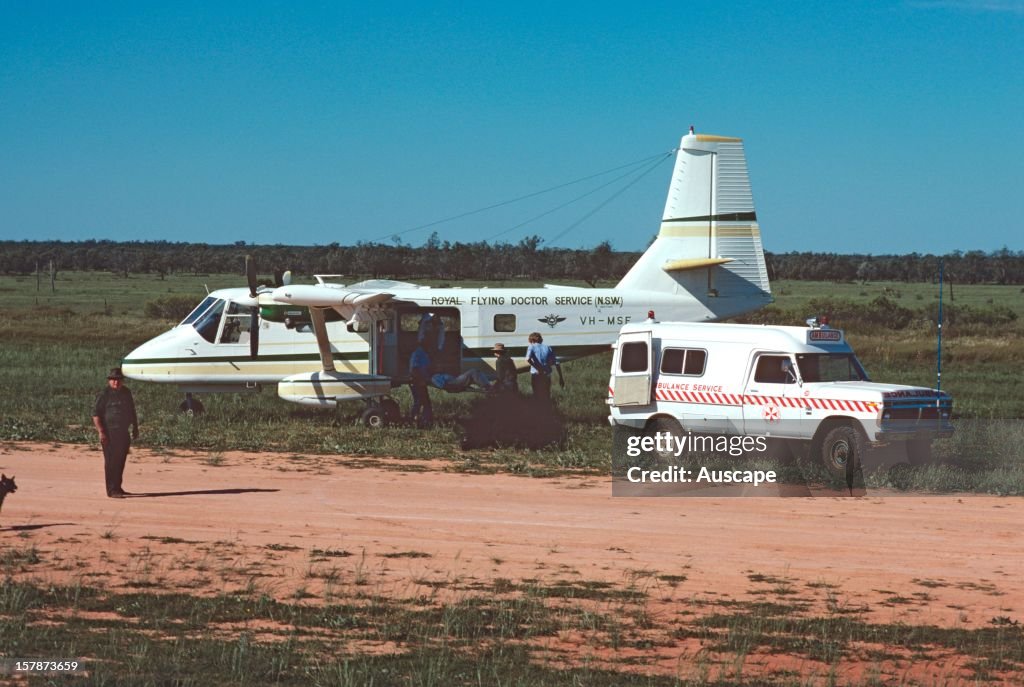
1;441;1022;683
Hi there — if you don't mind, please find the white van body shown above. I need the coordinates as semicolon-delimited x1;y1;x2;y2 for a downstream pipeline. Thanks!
608;320;953;469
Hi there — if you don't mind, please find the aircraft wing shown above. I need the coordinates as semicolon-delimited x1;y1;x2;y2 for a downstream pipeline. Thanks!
270;285;396;373
271;284;394;311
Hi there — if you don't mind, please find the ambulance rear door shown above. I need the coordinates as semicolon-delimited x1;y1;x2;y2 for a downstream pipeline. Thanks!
611;330;653;407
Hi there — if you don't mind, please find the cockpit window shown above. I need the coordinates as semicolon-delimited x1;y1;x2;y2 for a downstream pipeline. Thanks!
796;354;869;383
181;296;217;326
193;299;225;343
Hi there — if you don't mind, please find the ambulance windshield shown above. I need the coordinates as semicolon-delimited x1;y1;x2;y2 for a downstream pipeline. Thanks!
795;353;869;383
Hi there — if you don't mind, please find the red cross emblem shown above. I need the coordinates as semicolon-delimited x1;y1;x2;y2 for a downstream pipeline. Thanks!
763;405;780;422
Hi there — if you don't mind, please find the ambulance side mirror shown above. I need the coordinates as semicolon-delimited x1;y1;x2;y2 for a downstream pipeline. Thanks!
782;360;800;386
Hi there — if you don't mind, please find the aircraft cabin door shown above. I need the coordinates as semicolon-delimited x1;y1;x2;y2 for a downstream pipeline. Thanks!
611;330;653;407
389;308;462;379
377;313;399;378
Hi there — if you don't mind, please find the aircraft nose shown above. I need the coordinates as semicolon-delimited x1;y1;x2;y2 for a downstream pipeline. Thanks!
121;328;187;380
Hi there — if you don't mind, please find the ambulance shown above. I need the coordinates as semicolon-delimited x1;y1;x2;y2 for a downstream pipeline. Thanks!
607;317;953;475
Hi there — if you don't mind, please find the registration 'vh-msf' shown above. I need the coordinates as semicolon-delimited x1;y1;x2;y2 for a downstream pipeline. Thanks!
122;129;774;423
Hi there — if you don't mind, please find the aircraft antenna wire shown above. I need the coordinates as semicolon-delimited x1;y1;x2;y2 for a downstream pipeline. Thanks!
482;151;673;243
546;152;672;245
367;149;675;243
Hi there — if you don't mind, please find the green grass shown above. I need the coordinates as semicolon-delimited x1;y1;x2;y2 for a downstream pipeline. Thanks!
1;273;1022;487
2;572;1021;685
770;278;1024;320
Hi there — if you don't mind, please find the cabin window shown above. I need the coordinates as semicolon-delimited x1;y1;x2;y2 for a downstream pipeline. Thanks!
493;314;516;332
400;311;459;334
754;355;795;384
660;348;707;377
619;341;649;373
194;299;225;343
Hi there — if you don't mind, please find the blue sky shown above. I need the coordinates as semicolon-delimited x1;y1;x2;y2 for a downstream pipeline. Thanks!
1;1;1021;254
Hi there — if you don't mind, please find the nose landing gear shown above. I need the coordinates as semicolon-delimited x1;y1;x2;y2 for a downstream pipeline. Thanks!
179;393;205;416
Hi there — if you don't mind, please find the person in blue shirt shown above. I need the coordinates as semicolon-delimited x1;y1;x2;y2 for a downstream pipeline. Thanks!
417;312;446;355
526;332;558;402
408;344;433;428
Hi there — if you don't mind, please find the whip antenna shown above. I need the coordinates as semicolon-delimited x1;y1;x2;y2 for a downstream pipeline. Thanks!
937;258;944;400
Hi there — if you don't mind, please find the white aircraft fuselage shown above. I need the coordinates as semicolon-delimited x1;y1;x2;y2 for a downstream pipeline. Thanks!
122;129;775;407
123;282;770;390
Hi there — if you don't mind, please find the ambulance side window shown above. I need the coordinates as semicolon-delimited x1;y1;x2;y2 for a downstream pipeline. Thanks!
619;342;648;373
660;348;707;376
660;349;685;374
684;349;707;376
754;355;794;384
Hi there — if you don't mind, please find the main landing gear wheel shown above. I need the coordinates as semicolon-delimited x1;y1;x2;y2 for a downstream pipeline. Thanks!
359;397;401;428
360;407;386;428
179;394;205;416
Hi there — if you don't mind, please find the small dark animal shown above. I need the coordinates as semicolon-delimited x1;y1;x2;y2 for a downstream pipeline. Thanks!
0;474;17;523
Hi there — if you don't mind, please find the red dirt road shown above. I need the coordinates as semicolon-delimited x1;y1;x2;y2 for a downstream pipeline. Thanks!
2;440;1020;632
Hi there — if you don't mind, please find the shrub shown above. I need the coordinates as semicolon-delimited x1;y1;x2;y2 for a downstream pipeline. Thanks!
144;295;199;322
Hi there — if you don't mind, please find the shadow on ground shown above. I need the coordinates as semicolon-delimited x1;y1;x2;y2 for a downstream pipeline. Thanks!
126;488;280;498
459;393;566;450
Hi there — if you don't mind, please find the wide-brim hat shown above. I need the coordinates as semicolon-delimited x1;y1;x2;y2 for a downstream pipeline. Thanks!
491;343;506;353
107;367;125;380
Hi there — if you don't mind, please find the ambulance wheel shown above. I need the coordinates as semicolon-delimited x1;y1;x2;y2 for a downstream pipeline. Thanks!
179;397;205;416
645;417;683;463
360;407;387;429
906;438;932;466
819;424;863;481
380;398;402;424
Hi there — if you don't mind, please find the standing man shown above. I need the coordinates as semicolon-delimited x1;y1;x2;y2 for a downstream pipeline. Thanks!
526;332;557;402
408;344;433;428
492;343;518;393
92;368;139;498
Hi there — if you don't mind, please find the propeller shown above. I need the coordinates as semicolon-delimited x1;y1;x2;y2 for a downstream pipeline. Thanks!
243;257;289;359
245;255;259;298
245;255;260;359
249;306;260;359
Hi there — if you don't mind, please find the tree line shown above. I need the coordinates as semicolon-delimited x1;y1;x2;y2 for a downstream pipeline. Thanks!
2;238;1022;285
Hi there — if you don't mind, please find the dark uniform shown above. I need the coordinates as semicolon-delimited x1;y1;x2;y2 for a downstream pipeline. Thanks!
93;382;138;497
409;345;433;428
494;346;518;393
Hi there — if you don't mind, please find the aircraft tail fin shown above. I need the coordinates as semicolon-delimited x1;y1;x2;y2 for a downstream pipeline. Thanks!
616;129;771;317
